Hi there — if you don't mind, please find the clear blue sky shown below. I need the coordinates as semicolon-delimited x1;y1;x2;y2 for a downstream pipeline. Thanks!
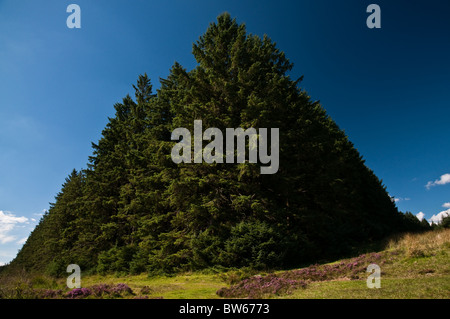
1;0;449;265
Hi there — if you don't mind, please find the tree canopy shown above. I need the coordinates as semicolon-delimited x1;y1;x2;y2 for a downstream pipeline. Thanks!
8;13;426;276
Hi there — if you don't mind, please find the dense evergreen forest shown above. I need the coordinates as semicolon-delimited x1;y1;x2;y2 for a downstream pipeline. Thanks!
6;14;430;277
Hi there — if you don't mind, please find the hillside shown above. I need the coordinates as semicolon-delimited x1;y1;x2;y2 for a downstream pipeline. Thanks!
5;13;428;277
1;229;448;299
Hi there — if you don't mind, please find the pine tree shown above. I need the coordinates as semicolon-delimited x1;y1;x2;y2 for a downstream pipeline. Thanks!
9;13;414;275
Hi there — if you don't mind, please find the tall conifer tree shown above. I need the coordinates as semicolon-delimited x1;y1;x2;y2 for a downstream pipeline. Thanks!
9;13;419;275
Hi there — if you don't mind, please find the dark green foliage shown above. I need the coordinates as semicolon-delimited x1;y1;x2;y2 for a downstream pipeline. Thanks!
401;212;431;233
96;246;138;275
440;216;450;229
222;221;285;269
431;215;450;230
7;13;421;276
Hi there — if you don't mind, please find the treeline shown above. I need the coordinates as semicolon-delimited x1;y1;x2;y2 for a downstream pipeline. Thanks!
8;14;429;277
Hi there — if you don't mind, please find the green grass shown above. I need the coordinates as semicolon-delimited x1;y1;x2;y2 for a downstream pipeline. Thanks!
282;229;450;299
79;272;225;299
1;229;449;299
283;275;449;299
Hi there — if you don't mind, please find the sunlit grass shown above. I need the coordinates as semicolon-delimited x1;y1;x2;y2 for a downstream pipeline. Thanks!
282;275;450;299
78;272;225;299
1;229;449;299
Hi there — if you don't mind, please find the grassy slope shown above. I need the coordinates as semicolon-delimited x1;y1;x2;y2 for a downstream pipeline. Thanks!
280;229;450;299
1;229;449;299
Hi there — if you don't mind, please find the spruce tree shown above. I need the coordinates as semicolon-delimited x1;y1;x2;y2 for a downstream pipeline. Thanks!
9;13;412;275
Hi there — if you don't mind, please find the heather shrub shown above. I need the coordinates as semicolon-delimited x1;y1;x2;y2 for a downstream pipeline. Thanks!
64;283;133;299
90;283;113;297
39;289;64;299
140;286;152;294
217;251;386;298
110;283;133;297
217;274;307;298
88;283;134;298
66;287;92;299
285;252;384;281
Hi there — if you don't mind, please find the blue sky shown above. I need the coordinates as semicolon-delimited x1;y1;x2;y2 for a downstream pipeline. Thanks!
0;0;449;265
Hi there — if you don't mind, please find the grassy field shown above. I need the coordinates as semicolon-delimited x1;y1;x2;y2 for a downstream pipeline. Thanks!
1;229;449;299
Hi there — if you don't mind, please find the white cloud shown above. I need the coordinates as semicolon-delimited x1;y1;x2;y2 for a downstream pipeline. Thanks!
390;195;410;203
425;173;450;189
32;210;46;219
416;212;425;222
442;202;450;208
0;210;28;244
16;237;28;245
0;262;5;266
429;209;450;225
